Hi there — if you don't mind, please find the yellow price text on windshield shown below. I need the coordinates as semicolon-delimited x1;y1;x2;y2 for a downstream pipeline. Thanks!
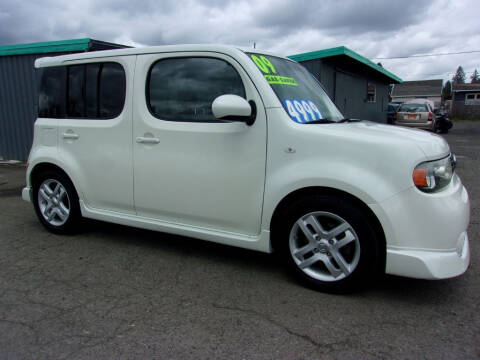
265;75;298;86
251;55;277;74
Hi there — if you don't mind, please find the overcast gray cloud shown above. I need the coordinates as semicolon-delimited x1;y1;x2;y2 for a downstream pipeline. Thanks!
1;0;479;82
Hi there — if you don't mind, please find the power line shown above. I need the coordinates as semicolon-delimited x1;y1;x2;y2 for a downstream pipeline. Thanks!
409;71;477;77
373;50;480;60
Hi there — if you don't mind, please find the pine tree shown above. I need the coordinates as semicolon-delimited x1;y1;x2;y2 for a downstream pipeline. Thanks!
452;66;466;84
471;69;480;83
442;80;452;100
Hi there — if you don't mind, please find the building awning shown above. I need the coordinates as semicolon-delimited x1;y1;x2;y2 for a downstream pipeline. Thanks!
288;46;402;84
0;38;128;57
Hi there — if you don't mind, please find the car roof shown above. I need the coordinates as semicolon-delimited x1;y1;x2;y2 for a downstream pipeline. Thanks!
403;98;433;105
34;44;289;68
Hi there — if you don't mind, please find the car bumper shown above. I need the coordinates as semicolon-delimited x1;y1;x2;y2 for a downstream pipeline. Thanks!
386;232;469;279
394;120;433;129
370;174;470;279
22;186;31;202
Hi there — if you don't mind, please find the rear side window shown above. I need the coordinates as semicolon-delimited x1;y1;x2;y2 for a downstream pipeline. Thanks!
39;62;126;119
38;67;67;118
147;57;245;122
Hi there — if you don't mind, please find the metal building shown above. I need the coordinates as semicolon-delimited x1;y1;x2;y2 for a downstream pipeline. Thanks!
289;46;402;122
0;38;128;161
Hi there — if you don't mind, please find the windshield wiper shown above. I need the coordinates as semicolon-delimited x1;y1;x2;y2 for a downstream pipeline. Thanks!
304;119;337;124
304;118;361;124
337;118;362;123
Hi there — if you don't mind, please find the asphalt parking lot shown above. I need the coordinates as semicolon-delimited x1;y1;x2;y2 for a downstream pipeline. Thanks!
0;121;478;359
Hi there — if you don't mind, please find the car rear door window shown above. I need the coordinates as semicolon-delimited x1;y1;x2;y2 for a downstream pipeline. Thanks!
147;57;246;122
86;63;101;118
98;63;126;118
67;65;86;118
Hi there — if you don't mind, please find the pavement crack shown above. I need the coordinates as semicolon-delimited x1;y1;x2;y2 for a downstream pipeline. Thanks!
211;302;347;351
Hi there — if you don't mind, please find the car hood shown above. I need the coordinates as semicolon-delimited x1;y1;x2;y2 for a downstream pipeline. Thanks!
338;121;450;159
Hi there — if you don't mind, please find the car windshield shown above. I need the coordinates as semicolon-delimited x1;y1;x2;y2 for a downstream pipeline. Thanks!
246;52;344;123
398;104;428;112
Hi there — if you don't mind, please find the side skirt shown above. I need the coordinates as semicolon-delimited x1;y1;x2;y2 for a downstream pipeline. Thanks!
80;200;272;253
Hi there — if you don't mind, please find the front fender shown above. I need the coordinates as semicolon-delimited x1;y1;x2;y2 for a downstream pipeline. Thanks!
262;108;429;233
261;157;410;231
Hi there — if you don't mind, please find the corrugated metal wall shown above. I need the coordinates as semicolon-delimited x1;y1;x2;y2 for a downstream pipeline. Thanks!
0;54;40;160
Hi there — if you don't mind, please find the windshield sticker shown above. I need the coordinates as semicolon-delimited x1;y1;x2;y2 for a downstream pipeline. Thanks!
251;54;298;86
251;55;277;74
283;99;323;123
265;75;298;86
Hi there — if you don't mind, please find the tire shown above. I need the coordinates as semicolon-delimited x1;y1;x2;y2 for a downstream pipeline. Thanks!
276;194;383;293
32;170;81;234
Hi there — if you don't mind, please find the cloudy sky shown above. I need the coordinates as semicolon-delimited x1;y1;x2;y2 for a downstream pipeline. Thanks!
1;0;479;83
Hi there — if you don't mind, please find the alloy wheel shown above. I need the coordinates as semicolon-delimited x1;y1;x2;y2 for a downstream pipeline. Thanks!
37;179;71;226
289;211;361;282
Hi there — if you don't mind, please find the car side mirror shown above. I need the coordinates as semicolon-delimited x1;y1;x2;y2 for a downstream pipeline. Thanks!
212;95;256;126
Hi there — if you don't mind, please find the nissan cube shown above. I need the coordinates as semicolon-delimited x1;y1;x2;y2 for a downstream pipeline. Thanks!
22;45;470;292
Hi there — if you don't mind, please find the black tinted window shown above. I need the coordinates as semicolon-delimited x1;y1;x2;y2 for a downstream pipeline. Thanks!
39;62;125;119
99;63;126;118
147;57;245;122
86;64;101;118
67;65;86;117
38;66;67;118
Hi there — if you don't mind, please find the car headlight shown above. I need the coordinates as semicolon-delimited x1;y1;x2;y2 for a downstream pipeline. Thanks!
412;154;456;192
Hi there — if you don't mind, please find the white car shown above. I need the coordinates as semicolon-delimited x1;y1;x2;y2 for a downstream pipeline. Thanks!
394;99;436;131
22;45;470;292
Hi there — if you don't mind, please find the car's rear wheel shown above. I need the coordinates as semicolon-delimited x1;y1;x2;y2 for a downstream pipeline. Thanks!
32;170;81;234
277;194;383;293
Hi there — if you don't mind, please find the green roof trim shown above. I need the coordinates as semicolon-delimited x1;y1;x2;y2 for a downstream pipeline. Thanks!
0;38;91;57
288;46;402;84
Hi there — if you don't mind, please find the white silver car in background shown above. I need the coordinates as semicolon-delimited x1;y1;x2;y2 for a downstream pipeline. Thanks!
394;99;436;130
22;45;470;292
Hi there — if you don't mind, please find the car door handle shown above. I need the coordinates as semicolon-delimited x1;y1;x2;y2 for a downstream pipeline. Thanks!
136;136;160;144
62;132;79;140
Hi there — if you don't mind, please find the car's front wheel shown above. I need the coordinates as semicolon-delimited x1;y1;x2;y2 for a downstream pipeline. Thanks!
277;195;383;293
32;170;81;234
